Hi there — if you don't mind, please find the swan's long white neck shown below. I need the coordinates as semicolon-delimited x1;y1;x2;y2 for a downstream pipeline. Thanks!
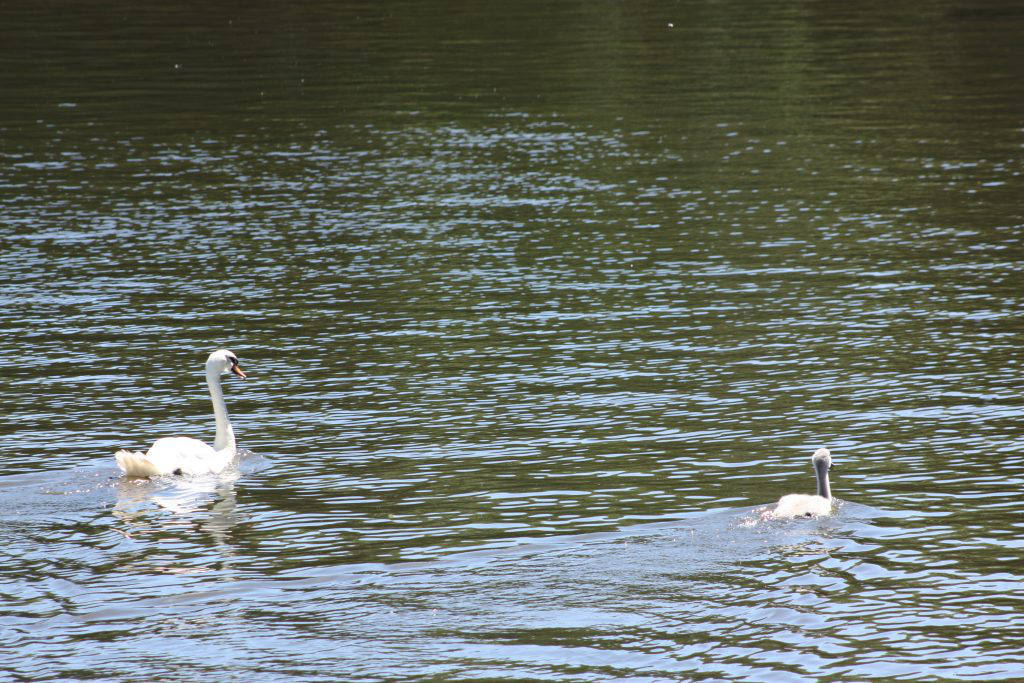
207;366;235;452
815;458;831;499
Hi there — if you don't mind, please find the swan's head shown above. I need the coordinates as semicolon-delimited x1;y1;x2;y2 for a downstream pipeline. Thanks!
811;447;831;469
207;349;246;379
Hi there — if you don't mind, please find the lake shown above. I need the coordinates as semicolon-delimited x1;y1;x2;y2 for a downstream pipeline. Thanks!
2;0;1024;679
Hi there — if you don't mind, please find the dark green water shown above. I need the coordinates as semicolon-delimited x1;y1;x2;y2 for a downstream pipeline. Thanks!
2;1;1024;679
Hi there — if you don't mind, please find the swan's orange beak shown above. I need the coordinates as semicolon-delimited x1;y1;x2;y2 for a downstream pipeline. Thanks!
231;363;247;379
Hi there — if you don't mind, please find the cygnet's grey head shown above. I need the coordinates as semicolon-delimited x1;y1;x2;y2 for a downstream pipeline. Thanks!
811;447;831;467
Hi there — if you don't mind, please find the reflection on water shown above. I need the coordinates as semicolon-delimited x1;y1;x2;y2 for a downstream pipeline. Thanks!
113;468;244;553
2;0;1024;679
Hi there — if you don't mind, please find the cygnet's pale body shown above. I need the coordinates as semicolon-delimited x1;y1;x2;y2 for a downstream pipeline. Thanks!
769;448;834;519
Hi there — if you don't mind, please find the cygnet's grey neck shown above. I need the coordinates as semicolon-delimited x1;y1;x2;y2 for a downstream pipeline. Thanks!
814;457;831;499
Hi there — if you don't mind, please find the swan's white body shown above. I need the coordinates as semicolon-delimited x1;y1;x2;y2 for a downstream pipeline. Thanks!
115;350;246;477
769;448;834;519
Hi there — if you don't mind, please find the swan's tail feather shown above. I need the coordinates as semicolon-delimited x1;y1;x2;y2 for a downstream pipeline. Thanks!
115;450;161;478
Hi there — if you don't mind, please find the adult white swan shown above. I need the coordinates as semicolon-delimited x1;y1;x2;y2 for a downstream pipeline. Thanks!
115;349;247;477
769;448;834;518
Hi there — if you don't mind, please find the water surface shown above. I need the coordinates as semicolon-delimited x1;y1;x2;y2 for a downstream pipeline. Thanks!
2;1;1024;679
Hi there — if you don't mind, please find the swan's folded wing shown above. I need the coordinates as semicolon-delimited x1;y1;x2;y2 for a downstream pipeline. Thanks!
145;437;221;475
115;450;162;477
